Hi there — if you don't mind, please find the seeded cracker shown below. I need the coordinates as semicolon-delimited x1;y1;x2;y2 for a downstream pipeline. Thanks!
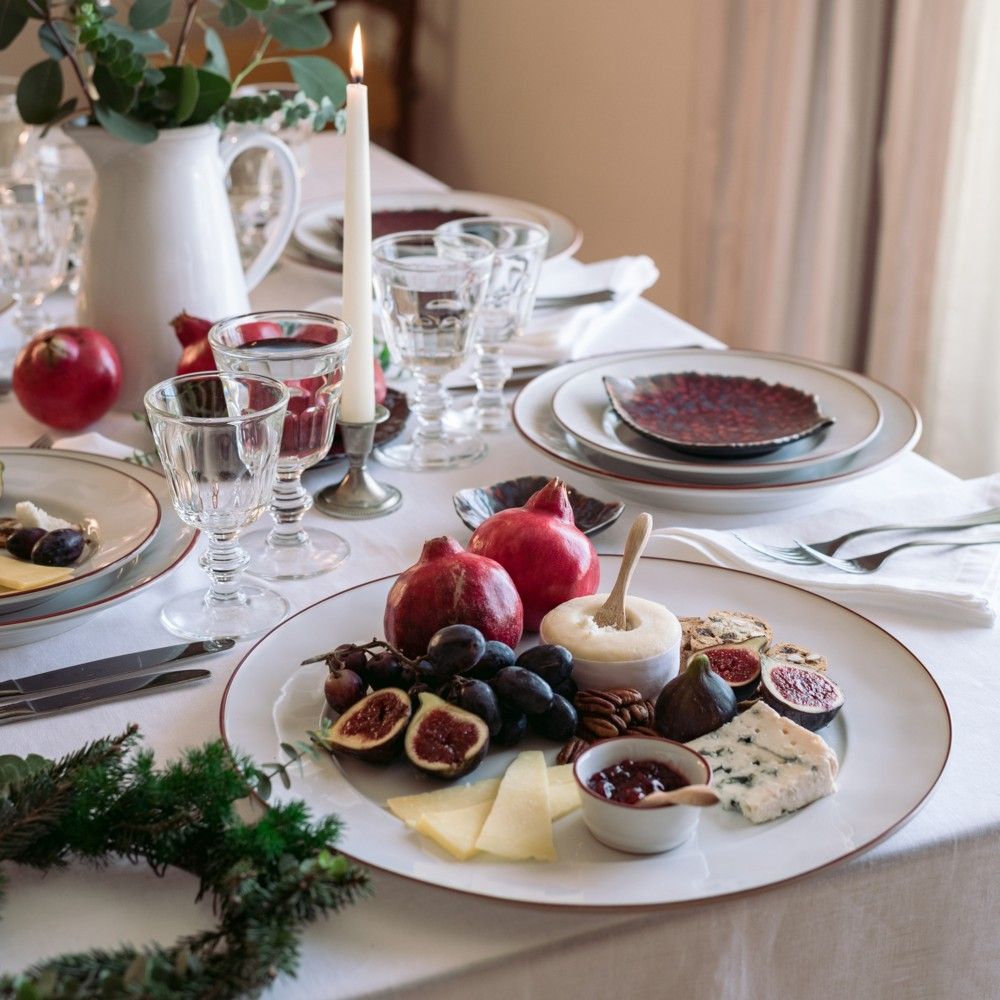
767;641;828;674
687;610;773;652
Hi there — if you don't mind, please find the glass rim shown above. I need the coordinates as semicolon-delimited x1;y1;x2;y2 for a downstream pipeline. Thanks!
144;371;290;425
372;229;495;267
208;310;352;361
435;216;550;250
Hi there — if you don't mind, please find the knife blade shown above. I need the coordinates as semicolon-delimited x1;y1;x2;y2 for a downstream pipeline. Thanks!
0;639;233;702
0;668;212;724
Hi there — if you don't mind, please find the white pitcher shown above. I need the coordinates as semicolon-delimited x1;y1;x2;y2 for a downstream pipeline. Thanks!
69;122;301;411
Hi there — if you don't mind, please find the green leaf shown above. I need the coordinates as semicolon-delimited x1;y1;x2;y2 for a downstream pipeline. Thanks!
262;4;330;49
128;0;170;30
94;102;157;144
42;95;78;132
288;55;346;106
16;59;62;124
202;25;229;77
186;68;230;124
105;20;168;54
219;0;246;27
235;0;267;11
160;64;200;124
93;62;136;112
256;774;272;800
0;0;27;49
37;19;72;59
11;0;44;18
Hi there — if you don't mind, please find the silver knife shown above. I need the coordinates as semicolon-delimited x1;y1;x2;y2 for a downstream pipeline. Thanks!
0;639;233;702
0;668;212;724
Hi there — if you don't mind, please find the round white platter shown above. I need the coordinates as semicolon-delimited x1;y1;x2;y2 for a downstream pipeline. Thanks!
221;555;949;909
0;450;196;649
551;350;883;481
512;350;920;513
0;450;161;616
294;189;582;266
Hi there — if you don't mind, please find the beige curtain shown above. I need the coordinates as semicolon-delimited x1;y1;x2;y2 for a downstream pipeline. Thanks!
681;0;890;368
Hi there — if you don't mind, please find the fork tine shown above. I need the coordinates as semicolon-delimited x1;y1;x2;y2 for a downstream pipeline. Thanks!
791;540;866;574
732;533;819;565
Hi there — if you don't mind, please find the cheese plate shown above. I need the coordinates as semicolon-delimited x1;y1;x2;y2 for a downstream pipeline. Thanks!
221;555;950;908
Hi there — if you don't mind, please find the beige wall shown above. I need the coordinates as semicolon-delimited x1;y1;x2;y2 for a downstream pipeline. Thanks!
411;0;697;315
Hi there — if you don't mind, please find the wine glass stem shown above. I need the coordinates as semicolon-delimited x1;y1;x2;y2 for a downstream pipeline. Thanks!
411;373;449;446
267;468;311;548
204;530;250;607
472;341;511;432
13;296;50;340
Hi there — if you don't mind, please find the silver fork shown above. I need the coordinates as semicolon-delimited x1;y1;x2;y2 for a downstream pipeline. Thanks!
795;537;1000;574
534;289;617;310
28;432;53;449
733;506;1000;564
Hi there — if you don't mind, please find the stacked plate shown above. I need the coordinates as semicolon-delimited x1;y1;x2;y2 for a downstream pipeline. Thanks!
0;449;197;649
512;349;921;514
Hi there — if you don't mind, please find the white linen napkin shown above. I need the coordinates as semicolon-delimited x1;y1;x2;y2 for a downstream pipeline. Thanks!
511;255;660;364
53;432;137;460
649;475;1000;627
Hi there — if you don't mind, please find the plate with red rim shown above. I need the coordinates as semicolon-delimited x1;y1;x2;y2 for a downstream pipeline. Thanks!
550;350;884;480
0;450;162;616
220;554;950;909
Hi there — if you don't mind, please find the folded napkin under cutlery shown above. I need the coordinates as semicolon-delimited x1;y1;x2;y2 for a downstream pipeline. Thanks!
650;474;1000;626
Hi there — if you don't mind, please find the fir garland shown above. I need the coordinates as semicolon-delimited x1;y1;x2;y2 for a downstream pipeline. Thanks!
0;725;369;998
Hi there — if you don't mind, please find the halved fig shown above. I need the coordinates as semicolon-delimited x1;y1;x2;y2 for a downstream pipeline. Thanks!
761;658;843;731
405;692;489;780
319;687;411;762
698;644;762;700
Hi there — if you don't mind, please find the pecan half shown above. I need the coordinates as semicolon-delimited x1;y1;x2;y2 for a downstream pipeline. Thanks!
556;737;592;765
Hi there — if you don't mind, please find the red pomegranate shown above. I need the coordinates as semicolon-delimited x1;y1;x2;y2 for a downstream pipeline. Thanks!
384;536;523;657
469;478;600;631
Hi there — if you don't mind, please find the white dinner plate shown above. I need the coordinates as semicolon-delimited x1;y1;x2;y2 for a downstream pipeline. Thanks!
293;190;582;266
0;451;161;615
0;450;196;649
512;350;921;513
551;351;883;481
221;555;950;909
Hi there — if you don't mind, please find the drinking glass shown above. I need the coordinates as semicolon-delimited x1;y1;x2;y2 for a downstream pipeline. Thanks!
209;311;353;580
144;372;290;641
0;178;73;348
0;77;35;176
437;218;549;432
372;231;495;470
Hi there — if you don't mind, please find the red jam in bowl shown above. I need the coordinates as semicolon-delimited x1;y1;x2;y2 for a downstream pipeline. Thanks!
587;758;690;805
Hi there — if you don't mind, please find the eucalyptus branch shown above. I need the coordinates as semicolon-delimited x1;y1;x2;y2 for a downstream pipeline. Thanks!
231;32;275;89
173;0;201;66
26;0;97;118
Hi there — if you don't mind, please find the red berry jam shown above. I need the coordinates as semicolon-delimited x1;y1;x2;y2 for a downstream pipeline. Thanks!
587;758;689;805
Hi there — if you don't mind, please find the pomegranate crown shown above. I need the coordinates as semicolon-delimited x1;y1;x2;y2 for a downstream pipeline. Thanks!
523;477;573;522
419;536;465;560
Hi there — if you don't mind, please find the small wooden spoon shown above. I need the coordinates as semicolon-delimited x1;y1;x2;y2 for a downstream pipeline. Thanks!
591;512;653;630
634;785;721;808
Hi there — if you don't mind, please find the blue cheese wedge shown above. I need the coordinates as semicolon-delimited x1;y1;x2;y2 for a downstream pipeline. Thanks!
686;702;838;824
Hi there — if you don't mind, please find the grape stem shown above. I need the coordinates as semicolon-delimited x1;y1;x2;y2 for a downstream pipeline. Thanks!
300;637;417;669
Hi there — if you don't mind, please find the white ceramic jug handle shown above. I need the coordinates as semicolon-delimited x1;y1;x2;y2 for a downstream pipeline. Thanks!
219;131;302;291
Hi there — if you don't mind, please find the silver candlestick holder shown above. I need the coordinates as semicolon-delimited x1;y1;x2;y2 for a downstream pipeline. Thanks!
315;404;402;518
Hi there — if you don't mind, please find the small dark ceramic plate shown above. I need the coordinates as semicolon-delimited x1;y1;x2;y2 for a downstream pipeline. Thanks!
315;387;409;467
603;372;835;458
453;476;625;536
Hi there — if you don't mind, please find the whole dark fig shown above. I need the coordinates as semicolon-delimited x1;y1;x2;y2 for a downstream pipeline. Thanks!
467;640;516;680
6;527;46;562
654;653;737;742
491;665;554;716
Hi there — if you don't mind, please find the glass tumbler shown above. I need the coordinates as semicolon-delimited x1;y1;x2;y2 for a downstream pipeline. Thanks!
437;218;549;432
372;230;495;470
209;311;353;580
144;372;290;641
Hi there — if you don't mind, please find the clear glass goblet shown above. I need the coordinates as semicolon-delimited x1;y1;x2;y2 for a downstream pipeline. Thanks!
437;217;549;432
209;311;353;580
0;178;73;351
144;372;290;641
372;230;495;470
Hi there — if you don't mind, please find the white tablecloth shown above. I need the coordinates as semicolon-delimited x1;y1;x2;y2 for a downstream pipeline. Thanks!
1;135;998;999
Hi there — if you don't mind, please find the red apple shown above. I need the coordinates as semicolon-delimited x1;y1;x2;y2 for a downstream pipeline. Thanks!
13;327;122;430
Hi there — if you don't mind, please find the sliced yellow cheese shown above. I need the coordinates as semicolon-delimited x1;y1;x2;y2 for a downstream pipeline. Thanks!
548;778;581;820
387;777;502;827
475;751;556;862
0;555;72;592
415;800;493;860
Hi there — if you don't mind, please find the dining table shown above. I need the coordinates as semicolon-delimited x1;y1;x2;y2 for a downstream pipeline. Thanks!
1;132;998;1000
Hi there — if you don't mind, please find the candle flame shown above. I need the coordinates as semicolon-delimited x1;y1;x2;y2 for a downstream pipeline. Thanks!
350;23;364;83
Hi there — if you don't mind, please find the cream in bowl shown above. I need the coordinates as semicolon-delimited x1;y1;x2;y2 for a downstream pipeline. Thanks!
573;736;712;854
539;593;681;699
